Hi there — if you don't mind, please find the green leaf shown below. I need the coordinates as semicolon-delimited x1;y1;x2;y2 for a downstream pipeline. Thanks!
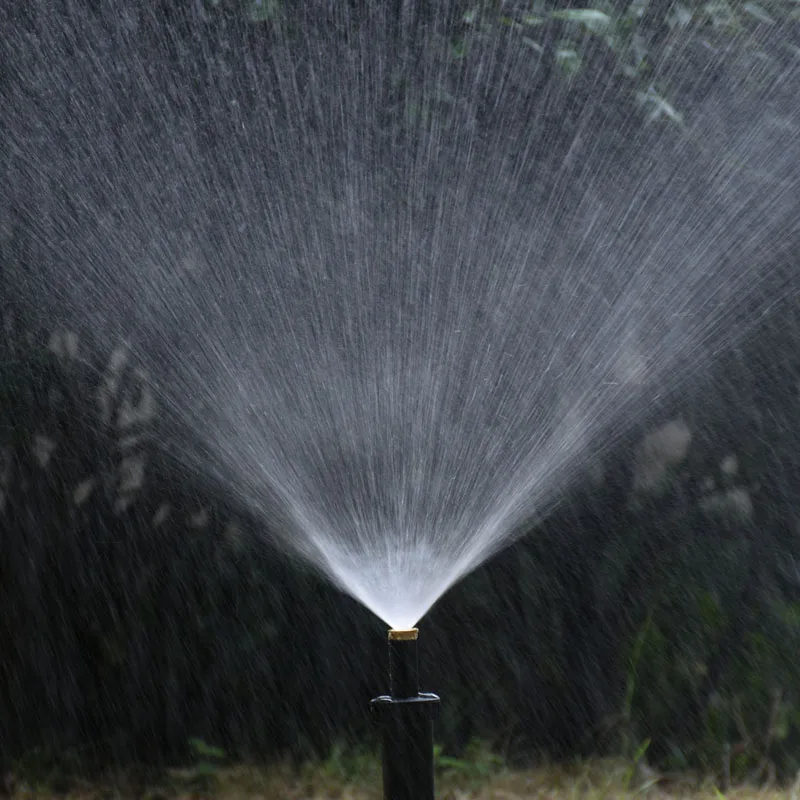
743;2;775;23
437;755;470;768
667;4;694;28
777;601;800;627
551;8;612;32
188;738;226;760
499;16;523;30
247;0;281;22
636;87;684;125
522;37;545;53
451;39;468;59
697;590;725;629
634;738;651;760
551;8;612;24
702;0;738;28
555;48;582;77
628;0;649;20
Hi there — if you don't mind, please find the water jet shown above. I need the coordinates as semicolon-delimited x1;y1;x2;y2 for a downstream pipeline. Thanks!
371;628;440;800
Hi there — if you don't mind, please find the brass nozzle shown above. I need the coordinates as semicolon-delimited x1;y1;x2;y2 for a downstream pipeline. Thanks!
388;627;419;641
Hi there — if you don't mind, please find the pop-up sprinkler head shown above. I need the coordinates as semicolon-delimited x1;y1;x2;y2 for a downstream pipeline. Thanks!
370;627;440;800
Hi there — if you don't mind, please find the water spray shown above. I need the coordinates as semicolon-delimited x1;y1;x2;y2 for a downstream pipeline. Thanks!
371;628;440;800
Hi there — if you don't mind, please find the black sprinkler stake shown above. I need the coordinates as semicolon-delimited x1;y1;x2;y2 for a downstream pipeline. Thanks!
370;628;440;800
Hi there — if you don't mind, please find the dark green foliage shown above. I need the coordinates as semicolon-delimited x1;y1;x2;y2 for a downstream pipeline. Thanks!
0;312;385;771
2;0;800;785
2;245;800;782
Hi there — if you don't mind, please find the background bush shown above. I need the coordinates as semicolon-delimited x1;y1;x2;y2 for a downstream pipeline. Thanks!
1;0;800;784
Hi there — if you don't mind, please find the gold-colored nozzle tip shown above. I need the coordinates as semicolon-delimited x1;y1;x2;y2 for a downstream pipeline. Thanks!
388;627;419;641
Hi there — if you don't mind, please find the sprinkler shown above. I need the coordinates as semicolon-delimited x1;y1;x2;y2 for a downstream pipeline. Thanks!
370;628;440;800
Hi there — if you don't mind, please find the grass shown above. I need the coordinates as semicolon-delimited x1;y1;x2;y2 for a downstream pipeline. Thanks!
7;756;800;799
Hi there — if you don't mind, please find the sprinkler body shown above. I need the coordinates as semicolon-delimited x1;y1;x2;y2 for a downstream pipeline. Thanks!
370;628;440;800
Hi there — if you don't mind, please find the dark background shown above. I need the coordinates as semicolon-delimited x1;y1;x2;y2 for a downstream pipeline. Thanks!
2;0;800;783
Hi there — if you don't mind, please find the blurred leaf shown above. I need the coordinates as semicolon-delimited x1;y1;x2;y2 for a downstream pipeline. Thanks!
697;590;725;629
188;738;226;761
621;32;651;74
499;16;523;30
452;39;468;59
667;4;694;28
743;2;775;23
247;0;280;22
702;0;739;28
776;601;800;627
522;37;545;53
555;47;582;77
551;8;613;33
636;86;684;124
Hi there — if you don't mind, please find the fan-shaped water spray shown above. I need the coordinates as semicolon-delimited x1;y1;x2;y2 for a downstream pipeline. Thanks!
2;3;799;629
